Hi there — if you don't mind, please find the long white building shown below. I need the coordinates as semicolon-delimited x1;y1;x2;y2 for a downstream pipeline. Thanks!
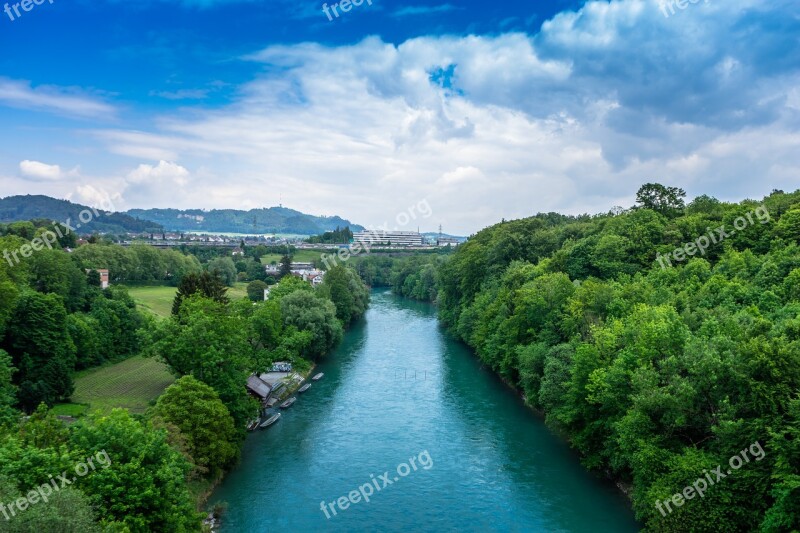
353;230;424;247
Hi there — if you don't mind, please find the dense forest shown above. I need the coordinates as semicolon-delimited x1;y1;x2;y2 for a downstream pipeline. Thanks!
401;185;800;531
0;218;369;530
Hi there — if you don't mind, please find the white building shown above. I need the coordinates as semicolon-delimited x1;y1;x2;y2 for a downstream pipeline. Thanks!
437;237;461;247
353;230;424;247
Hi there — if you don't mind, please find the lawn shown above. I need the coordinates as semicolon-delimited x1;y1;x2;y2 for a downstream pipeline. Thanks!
70;355;176;415
128;283;249;318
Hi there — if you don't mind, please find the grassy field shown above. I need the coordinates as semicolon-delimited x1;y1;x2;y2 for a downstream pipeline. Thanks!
260;249;324;265
69;355;175;415
127;285;178;317
128;283;249;318
228;282;248;300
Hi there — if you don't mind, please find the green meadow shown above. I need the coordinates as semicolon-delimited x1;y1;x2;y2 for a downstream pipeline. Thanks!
59;355;176;416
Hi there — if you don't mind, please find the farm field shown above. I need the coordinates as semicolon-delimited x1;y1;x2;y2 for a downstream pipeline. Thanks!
127;283;249;318
69;355;175;415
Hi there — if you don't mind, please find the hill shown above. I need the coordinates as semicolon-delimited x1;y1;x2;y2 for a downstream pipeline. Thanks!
125;206;364;235
0;195;163;234
0;195;364;236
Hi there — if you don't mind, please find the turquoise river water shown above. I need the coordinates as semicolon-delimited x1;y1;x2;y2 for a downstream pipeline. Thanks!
210;290;641;532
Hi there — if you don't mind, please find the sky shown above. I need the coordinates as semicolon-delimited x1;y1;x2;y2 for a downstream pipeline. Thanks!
0;0;799;235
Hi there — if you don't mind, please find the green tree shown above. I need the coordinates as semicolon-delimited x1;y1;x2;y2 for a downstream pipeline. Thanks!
0;350;17;425
154;296;257;429
247;280;269;302
67;313;104;369
246;259;266;282
151;376;239;476
89;287;144;362
320;266;369;323
0;267;19;338
85;269;102;287
280;291;342;360
207;257;237;286
172;271;229;315
28;250;87;312
635;182;687;217
5;291;76;410
279;254;293;278
776;208;800;242
0;478;102;533
69;409;202;531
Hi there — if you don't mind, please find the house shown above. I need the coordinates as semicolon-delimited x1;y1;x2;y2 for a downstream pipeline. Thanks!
85;269;110;289
246;375;272;403
231;247;245;257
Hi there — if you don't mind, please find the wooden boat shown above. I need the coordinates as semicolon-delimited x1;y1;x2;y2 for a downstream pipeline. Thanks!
259;413;281;428
312;373;324;381
298;384;311;393
247;419;260;431
279;397;297;409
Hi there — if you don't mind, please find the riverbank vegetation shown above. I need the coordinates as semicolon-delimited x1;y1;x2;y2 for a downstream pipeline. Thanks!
0;223;369;530
405;185;800;531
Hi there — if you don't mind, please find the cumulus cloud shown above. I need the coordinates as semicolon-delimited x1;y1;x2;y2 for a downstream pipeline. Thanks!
118;161;192;207
19;160;64;181
70;185;122;212
16;0;800;233
127;161;190;185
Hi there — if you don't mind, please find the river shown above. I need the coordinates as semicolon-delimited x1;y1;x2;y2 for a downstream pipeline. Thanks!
210;290;641;532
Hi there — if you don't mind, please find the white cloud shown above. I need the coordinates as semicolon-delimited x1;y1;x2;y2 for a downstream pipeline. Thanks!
119;161;192;207
70;185;122;212
127;160;190;185
19;160;64;181
9;0;800;234
0;78;116;119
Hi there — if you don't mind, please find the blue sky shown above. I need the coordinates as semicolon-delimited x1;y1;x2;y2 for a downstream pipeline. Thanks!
1;0;799;234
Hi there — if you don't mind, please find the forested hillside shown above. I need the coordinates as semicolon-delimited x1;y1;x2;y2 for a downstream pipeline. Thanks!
0;219;369;530
127;206;364;235
0;195;162;234
432;185;800;531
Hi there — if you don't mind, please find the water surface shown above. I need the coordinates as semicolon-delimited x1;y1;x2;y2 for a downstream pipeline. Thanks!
211;291;640;532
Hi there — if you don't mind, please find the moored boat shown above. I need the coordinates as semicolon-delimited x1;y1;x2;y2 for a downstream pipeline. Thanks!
279;397;297;409
298;384;311;393
259;413;281;428
312;373;324;381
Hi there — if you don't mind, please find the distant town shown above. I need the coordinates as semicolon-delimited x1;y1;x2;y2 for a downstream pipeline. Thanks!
114;229;464;250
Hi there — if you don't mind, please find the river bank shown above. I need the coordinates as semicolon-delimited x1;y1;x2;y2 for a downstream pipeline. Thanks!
199;363;317;522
